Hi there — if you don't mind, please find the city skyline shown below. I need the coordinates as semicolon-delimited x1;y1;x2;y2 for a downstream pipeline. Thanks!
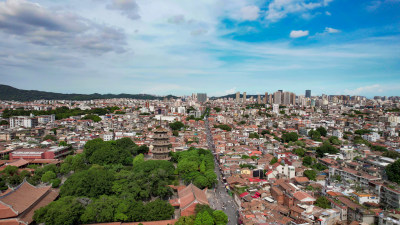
0;0;399;97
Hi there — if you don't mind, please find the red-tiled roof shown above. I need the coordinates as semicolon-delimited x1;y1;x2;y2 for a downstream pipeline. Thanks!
0;182;51;219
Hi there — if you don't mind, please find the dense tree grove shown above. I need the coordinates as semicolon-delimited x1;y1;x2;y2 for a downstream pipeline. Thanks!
213;124;232;131
83;138;148;166
281;132;298;143
82;114;102;122
315;196;331;209
316;142;339;157
169;121;185;130
386;159;400;184
33;137;175;225
175;204;228;225
171;148;217;189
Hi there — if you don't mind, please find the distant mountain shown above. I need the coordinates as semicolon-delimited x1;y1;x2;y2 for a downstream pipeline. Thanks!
0;85;177;101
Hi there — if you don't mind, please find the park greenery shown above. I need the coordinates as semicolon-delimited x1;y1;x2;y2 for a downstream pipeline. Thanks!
175;204;228;225
315;196;331;209
386;159;400;184
214;124;232;132
281;132;298;143
316;142;339;157
171;147;217;189
30;137;179;225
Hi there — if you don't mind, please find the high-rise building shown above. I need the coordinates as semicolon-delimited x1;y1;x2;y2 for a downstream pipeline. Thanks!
274;91;282;105
290;93;296;105
283;92;291;105
152;128;171;160
257;95;261;104
264;92;268;104
305;90;311;98
243;92;247;103
236;92;240;102
197;93;207;103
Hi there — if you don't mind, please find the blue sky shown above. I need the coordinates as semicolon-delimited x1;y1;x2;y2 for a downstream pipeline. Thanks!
0;0;399;97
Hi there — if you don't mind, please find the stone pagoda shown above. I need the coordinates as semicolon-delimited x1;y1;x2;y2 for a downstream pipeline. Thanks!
152;127;171;160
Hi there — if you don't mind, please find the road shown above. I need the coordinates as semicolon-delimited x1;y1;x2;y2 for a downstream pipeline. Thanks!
205;117;239;225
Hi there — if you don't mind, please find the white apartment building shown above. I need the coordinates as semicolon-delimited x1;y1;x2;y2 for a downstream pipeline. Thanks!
9;116;38;128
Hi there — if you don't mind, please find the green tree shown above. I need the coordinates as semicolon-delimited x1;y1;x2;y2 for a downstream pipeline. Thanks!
0;120;9;125
80;195;118;224
329;136;341;145
33;196;85;225
2;165;18;175
213;210;228;225
382;151;400;159
51;178;61;188
386;159;400;184
302;156;313;166
0;176;7;191
304;170;317;181
308;130;322;141
315;196;331;209
175;215;196;225
82;114;101;122
41;171;56;183
316;142;339;157
60;154;87;174
169;121;185;130
270;157;278;165
249;132;260;139
144;200;174;221
282;132;298;143
293;148;306;157
316;127;327;137
43;135;57;141
194;211;214;225
133;154;145;166
60;166;114;198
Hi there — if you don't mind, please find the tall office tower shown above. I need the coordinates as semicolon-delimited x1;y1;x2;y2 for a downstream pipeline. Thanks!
264;92;268;104
243;92;247;103
305;90;311;98
268;94;273;104
197;93;207;103
152;127;171;160
192;93;197;100
283;92;291;105
290;93;296;105
236;92;240;102
257;95;261;104
274;91;282;105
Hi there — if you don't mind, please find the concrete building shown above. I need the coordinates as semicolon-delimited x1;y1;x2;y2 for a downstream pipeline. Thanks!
197;93;207;103
305;90;311;98
274;91;282;105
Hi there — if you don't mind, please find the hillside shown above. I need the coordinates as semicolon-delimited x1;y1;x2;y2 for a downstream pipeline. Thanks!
0;85;176;101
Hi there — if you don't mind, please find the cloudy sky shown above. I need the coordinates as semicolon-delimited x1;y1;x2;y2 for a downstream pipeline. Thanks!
0;0;399;97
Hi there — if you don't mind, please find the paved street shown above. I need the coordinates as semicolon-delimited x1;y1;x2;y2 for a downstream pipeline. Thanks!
205;117;239;225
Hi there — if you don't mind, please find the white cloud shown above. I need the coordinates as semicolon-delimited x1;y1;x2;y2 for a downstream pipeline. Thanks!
324;27;340;33
265;0;334;22
225;87;237;95
325;11;331;16
290;30;309;38
240;6;260;21
343;84;383;95
107;0;140;20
